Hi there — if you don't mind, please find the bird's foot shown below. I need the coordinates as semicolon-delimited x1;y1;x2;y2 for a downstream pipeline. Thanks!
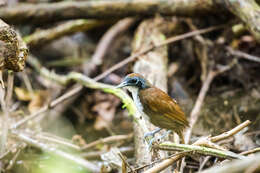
143;128;161;141
143;128;164;150
147;130;173;149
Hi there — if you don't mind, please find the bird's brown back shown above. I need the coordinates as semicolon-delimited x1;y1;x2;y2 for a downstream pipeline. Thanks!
139;87;189;131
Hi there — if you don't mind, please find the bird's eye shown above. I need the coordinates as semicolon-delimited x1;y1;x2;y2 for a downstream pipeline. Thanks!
129;78;137;83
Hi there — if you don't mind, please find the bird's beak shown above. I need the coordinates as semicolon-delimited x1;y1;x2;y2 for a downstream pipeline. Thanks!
115;81;128;88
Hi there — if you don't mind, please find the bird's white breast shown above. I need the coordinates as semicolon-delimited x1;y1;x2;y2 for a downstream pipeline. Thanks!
126;86;151;122
126;86;144;112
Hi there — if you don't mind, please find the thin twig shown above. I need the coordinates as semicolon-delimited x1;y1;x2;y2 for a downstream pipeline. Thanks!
81;133;133;150
6;147;21;170
118;152;135;173
193;120;251;148
81;146;134;160
36;133;81;151
184;70;217;144
226;46;260;63
94;24;226;81
143;154;184;173
198;156;211;172
21;71;34;94
210;120;251;142
0;148;10;160
241;148;260;156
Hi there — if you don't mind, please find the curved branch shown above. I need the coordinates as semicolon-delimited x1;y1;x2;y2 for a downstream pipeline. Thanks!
24;19;107;48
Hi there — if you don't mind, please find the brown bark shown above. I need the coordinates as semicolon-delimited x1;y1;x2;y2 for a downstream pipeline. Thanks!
0;0;220;24
0;19;28;71
223;0;260;42
131;17;182;170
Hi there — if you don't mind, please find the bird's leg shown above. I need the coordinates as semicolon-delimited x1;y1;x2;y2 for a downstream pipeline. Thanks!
143;128;161;148
144;127;161;140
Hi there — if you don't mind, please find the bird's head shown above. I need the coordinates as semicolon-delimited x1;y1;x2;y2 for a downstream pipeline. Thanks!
116;73;151;91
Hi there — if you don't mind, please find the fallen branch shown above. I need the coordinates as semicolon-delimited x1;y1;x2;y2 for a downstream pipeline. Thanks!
24;19;107;48
155;142;245;159
223;0;260;42
0;0;222;24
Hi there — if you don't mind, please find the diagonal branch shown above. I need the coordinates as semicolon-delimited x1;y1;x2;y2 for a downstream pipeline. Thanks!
94;24;226;81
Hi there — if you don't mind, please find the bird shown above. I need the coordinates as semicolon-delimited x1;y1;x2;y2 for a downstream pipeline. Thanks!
116;73;189;144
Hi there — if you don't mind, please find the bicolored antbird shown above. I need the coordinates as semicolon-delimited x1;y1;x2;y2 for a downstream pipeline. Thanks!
116;73;189;144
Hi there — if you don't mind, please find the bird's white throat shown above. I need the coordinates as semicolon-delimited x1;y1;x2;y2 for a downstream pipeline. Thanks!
125;86;144;112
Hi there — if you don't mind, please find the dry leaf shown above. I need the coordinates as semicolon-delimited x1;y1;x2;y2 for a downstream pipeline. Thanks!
94;116;109;131
93;101;116;130
15;87;33;101
28;90;49;113
15;87;49;113
72;135;87;147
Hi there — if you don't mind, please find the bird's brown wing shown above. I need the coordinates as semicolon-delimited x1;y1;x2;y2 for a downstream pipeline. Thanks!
139;87;189;127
